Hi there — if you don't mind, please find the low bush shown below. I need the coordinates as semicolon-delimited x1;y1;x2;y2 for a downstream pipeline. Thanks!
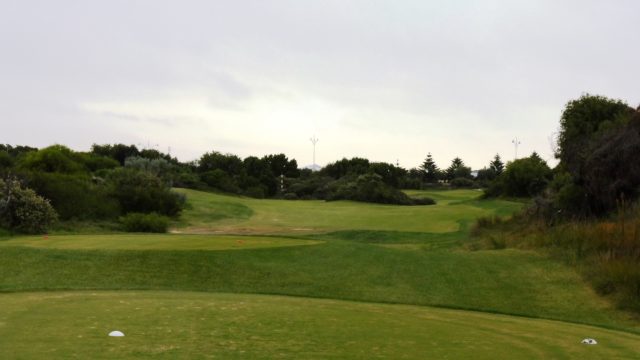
0;178;58;233
120;212;170;233
450;177;475;188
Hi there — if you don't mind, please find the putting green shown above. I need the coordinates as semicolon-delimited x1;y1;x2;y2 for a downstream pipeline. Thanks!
0;291;638;359
0;234;321;251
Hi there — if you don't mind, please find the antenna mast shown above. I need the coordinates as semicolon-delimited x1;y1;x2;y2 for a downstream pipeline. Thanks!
310;135;319;169
512;138;521;160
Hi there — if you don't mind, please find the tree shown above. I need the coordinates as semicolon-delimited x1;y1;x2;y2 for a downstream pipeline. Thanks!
557;94;633;178
420;153;439;183
0;178;58;233
489;154;504;175
495;152;552;197
445;157;472;180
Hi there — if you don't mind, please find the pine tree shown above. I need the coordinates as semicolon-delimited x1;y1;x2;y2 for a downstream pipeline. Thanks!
420;153;439;183
489;154;504;175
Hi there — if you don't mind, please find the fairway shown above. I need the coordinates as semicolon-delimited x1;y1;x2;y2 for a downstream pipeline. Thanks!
174;188;522;234
1;291;638;359
0;234;321;251
2;188;640;358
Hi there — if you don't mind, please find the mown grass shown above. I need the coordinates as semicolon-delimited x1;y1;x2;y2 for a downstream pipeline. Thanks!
2;188;640;357
173;188;523;234
0;238;635;331
0;234;321;251
1;291;639;360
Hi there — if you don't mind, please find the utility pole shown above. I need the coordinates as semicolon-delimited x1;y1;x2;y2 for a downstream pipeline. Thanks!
512;138;521;160
310;135;319;170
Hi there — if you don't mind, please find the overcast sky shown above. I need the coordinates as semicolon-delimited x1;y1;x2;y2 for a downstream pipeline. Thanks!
1;0;638;169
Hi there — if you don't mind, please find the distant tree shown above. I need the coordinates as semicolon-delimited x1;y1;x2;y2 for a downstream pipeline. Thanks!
420;153;439;183
487;152;552;197
489;154;504;175
18;145;86;174
321;158;370;179
445;157;472;180
370;162;406;188
262;154;299;178
198;151;245;175
91;144;140;165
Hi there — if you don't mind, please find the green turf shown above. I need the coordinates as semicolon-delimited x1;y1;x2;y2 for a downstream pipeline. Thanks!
2;188;640;356
0;291;638;360
173;188;523;234
0;234;321;251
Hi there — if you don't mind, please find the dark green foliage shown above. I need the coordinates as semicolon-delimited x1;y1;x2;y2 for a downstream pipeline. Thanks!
557;94;633;177
321;158;370;179
369;162;407;188
108;168;184;216
120;212;169;233
0;152;13;176
0;178;58;233
262;154;299;178
326;173;434;205
288;175;333;199
91;144;140;165
201;169;241;194
450;177;475;188
420;153;440;183
580;111;640;215
489;154;504;175
445;157;472;181
486;153;552;198
27;172;119;220
19;145;87;174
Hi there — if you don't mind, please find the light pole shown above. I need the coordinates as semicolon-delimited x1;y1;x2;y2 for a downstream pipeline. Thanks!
310;135;319;170
512;138;521;160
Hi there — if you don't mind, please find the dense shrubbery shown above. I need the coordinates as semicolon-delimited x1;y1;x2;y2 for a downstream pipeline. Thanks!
325;173;434;205
0;178;58;233
120;212;170;233
108;168;184;217
484;153;552;198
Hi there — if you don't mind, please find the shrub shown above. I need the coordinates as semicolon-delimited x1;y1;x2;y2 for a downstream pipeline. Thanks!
27;172;119;220
0;178;58;233
120;212;169;233
450;177;475;188
108;168;184;216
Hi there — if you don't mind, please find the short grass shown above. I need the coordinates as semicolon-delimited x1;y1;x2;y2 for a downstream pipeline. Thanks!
0;234;321;251
1;291;639;360
173;188;523;234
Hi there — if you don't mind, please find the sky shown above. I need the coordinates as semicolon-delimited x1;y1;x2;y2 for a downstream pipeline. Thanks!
1;0;639;169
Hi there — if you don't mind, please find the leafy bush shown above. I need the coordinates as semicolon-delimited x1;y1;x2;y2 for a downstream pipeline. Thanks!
27;172;119;220
120;212;169;233
108;168;184;216
450;177;475;188
0;178;58;233
326;173;433;206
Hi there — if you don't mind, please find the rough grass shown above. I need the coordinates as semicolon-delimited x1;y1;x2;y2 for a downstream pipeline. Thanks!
1;291;639;360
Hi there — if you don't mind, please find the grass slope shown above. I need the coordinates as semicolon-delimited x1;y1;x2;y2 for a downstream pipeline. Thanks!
1;291;639;360
174;188;523;234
